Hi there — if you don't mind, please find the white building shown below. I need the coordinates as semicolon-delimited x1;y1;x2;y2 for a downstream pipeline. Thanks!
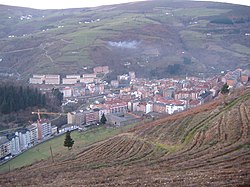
17;129;31;150
44;75;60;85
66;75;81;79
7;132;21;156
29;78;43;84
165;103;185;115
62;78;78;85
146;103;153;114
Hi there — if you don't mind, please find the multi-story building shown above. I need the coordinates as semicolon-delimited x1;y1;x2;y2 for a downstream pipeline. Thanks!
93;66;109;74
27;124;38;144
85;110;99;125
17;128;31;151
34;121;52;140
111;80;119;88
80;77;95;84
7;132;21;156
44;75;60;85
82;74;96;78
66;75;81;80
129;71;136;80
174;90;199;100
0;136;11;160
67;112;85;125
61;87;72;98
62;78;78;85
29;78;43;84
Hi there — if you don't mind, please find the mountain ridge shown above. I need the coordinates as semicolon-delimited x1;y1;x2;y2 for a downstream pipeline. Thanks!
0;0;250;80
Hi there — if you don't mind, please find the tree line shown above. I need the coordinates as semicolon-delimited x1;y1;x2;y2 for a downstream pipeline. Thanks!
0;85;46;114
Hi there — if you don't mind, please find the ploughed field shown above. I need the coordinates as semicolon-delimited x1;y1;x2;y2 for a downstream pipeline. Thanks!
1;89;250;186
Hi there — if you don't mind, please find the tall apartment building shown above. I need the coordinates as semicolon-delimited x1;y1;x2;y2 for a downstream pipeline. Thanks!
17;129;31;150
33;121;52;140
0;136;11;159
7;132;21;155
27;124;38;144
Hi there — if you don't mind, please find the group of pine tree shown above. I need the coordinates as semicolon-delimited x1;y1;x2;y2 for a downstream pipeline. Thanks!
0;85;46;114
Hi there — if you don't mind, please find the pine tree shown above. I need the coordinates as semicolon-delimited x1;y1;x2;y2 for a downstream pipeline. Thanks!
221;83;229;94
100;113;107;124
64;131;74;150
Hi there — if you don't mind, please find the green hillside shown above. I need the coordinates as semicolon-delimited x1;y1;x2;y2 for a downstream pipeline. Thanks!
0;0;250;79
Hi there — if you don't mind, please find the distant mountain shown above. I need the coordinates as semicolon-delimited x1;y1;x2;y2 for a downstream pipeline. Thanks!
0;87;249;186
0;0;250;79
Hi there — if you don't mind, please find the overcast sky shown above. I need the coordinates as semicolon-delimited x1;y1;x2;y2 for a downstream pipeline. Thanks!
0;0;249;9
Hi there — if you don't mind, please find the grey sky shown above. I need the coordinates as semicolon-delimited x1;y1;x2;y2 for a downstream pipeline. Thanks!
0;0;249;9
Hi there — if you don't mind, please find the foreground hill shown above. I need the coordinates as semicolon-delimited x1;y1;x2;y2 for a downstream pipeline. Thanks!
0;0;250;79
1;88;249;186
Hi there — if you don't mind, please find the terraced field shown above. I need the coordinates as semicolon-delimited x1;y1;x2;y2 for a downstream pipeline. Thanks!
1;89;250;186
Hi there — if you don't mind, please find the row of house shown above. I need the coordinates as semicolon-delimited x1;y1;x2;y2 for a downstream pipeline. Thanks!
61;83;105;98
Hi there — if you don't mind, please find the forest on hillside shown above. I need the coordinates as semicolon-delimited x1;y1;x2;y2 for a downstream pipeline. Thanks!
0;85;46;114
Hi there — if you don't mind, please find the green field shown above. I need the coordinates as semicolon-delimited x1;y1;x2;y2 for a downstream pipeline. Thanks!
0;124;137;173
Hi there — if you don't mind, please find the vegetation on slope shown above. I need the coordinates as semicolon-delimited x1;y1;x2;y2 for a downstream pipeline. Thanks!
0;85;46;114
0;0;250;79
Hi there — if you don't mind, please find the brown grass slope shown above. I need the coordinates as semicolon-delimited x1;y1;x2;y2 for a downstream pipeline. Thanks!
0;88;250;186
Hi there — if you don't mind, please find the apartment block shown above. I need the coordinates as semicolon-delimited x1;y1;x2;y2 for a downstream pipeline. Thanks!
93;66;109;74
44;75;60;85
0;136;11;159
62;78;78;85
29;78;43;84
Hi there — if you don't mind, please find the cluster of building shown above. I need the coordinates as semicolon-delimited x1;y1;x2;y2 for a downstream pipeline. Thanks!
29;66;109;85
221;69;249;88
67;68;250;127
0;120;58;160
2;67;249;161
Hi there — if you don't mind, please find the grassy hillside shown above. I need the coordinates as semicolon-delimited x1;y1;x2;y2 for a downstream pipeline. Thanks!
0;0;250;79
0;88;249;186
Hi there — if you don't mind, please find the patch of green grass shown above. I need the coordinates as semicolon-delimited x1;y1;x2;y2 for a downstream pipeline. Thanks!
155;142;180;153
174;8;230;17
230;44;250;55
